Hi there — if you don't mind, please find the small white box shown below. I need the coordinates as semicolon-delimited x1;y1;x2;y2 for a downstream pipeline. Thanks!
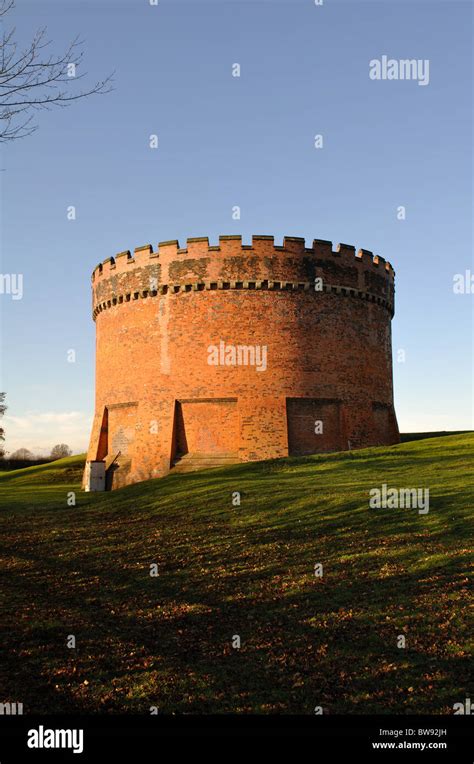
84;460;106;492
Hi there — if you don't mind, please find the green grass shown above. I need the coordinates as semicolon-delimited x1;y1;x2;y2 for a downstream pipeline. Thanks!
400;430;472;443
0;435;472;714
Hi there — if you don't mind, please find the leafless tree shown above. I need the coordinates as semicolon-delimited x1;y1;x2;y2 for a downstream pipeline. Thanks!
50;443;72;460
10;447;33;460
0;0;113;141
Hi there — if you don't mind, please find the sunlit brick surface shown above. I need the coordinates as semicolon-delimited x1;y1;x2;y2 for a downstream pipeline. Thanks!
84;236;399;488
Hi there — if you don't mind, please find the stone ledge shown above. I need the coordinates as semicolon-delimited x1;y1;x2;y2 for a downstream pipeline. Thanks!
92;281;394;320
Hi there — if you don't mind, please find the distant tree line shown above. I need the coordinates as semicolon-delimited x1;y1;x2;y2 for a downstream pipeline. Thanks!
0;396;73;469
2;443;73;470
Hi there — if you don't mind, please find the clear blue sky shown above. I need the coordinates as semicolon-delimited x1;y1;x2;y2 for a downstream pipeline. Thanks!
1;0;472;455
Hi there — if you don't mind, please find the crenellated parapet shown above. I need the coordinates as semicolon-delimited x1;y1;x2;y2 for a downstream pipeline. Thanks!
91;235;396;320
85;233;399;489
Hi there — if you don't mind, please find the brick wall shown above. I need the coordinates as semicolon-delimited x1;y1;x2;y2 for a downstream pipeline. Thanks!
84;236;399;489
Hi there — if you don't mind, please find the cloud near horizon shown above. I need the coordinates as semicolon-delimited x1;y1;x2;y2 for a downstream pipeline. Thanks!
3;411;92;456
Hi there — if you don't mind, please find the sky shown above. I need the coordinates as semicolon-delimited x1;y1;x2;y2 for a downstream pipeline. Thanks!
1;0;472;455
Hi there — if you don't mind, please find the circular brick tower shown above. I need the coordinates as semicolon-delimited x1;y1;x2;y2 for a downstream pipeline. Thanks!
84;235;399;489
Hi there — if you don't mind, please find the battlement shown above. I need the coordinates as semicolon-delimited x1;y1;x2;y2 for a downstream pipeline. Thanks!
90;234;396;320
92;235;395;280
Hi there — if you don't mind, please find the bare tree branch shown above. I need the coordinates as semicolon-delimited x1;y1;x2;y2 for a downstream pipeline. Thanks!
0;1;113;141
0;0;14;18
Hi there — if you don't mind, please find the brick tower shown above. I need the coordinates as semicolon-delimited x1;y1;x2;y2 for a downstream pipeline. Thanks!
84;235;399;489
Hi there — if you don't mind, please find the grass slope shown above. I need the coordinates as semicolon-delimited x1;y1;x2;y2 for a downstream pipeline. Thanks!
0;435;472;714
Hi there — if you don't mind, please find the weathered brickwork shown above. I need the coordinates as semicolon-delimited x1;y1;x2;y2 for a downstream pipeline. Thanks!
84;235;399;489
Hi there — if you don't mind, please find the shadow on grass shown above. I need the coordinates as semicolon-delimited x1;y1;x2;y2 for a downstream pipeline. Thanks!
0;434;471;713
0;513;470;713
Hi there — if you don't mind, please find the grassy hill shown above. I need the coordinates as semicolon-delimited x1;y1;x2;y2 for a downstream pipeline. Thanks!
0;434;472;714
